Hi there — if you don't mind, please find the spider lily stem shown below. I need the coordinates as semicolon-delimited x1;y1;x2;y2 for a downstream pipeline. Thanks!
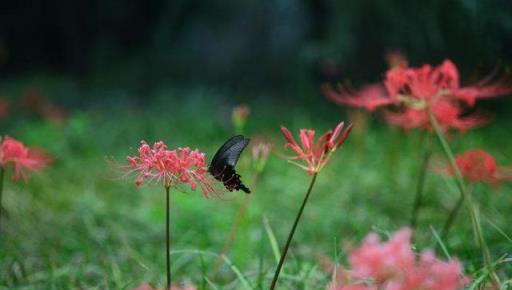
269;172;318;290
428;109;500;288
165;186;171;290
410;133;432;230
441;184;472;239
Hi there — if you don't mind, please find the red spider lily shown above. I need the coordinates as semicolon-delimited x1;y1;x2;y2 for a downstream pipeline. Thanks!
386;60;459;100
125;140;216;196
323;84;395;112
280;121;352;175
325;59;511;110
0;136;51;181
440;149;512;188
329;228;470;290
383;100;490;132
323;59;511;132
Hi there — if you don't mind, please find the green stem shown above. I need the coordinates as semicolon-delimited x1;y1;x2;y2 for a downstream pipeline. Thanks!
410;134;432;230
428;109;499;287
269;172;318;290
165;186;171;290
441;184;471;239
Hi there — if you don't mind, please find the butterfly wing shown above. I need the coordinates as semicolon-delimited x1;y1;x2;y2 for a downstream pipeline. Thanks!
209;135;249;175
209;135;251;193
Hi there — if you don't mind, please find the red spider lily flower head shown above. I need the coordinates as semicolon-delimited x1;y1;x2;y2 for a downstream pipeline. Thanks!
349;229;416;283
441;149;512;188
383;100;490;133
450;63;512;107
384;59;510;105
125;140;217;196
329;228;470;290
280;121;352;175
323;84;396;112
0;136;51;181
402;64;440;100
324;58;511;133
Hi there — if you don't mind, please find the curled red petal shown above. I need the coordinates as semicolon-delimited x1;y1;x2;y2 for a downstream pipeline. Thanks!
323;83;393;111
335;123;353;149
328;121;345;148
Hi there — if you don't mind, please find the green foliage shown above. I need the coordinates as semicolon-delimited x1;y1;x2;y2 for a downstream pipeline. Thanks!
0;87;511;289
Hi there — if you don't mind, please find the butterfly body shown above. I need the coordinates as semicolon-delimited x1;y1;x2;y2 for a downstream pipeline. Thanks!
209;135;251;193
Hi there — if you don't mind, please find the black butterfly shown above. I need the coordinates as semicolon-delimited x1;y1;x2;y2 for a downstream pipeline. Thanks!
209;135;251;193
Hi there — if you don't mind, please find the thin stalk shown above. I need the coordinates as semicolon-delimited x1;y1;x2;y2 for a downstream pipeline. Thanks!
441;184;472;239
410;133;432;229
212;171;261;278
0;167;4;229
269;172;318;290
165;186;171;290
428;109;500;287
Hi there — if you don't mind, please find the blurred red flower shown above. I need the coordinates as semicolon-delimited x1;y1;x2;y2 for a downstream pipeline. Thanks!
0;136;51;181
280;121;352;175
324;84;394;112
440;149;512;188
125;140;216;196
383;100;489;132
323;59;511;132
329;228;470;290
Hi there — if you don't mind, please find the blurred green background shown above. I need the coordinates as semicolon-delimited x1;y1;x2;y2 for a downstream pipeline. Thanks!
1;1;512;289
2;0;512;94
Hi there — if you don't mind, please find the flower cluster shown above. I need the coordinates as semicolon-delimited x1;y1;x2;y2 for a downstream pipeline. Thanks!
440;149;511;188
0;136;51;181
323;59;511;132
125;140;215;196
329;228;470;290
280;121;352;175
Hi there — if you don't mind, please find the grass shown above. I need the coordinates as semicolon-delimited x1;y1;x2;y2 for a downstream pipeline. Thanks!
0;84;511;289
